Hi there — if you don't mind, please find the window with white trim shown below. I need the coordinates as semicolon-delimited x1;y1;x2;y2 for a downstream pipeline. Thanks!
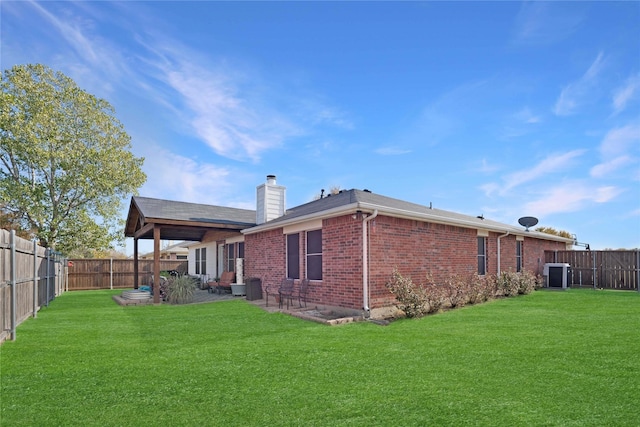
227;243;235;272
195;247;207;275
516;240;522;273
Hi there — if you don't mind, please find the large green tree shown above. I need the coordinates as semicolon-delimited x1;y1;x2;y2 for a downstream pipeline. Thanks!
0;64;145;255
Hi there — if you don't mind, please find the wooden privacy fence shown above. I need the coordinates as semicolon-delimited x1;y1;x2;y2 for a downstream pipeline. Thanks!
66;259;187;290
1;229;65;343
544;250;640;291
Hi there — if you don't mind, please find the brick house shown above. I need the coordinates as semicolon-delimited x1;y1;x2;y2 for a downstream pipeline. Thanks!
126;176;572;313
242;176;572;318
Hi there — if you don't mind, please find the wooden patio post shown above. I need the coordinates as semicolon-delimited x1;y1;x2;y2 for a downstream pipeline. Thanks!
133;238;139;289
153;225;161;304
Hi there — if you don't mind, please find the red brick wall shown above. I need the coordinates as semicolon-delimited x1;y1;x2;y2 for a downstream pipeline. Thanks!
522;236;566;275
368;217;479;308
244;214;569;311
244;228;286;290
320;215;364;309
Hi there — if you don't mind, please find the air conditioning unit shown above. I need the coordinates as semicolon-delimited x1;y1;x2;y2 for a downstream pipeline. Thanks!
543;263;571;289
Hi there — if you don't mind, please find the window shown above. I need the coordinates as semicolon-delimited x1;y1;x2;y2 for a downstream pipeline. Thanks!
516;241;522;273
477;237;486;275
227;243;235;272
238;242;244;259
195;248;207;275
287;233;300;279
306;229;322;280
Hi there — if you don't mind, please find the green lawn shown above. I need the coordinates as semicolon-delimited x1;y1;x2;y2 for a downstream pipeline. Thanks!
1;289;639;426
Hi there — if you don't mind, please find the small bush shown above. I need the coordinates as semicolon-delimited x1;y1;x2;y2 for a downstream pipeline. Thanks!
496;271;519;297
166;275;197;304
386;268;430;318
423;276;446;314
442;274;469;308
478;275;498;302
387;269;539;320
496;271;539;297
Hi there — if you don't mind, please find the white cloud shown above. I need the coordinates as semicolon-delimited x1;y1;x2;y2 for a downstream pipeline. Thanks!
502;149;585;193
25;1;130;93
612;73;640;114
590;123;640;178
140;43;302;163
137;144;253;209
590;155;634;178
553;52;605;116
514;107;541;124
512;2;584;45
477;158;500;174
500;107;542;139
524;182;622;216
374;146;412;156
599;123;640;156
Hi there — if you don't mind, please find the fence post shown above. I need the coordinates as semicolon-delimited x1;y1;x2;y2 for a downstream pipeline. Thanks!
45;248;50;307
33;240;38;318
10;230;17;341
110;258;113;290
592;251;597;289
636;250;639;293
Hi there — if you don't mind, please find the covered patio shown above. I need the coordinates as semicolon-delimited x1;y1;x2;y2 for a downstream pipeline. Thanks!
124;196;256;303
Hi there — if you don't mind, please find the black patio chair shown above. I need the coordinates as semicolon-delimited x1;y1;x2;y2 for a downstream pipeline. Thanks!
278;278;295;309
298;278;311;308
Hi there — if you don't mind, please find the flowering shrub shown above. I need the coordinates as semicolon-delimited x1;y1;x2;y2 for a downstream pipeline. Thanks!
385;269;430;318
442;274;470;308
495;271;539;297
496;271;520;297
386;269;540;319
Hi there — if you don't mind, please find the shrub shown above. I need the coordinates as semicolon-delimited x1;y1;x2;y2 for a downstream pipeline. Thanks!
516;270;540;295
386;269;540;320
385;268;430;318
478;275;498;302
496;271;519;297
166;275;197;304
496;271;539;297
442;274;469;308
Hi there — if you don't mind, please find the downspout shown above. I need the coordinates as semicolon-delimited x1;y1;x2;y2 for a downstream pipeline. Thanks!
362;209;378;318
497;231;510;274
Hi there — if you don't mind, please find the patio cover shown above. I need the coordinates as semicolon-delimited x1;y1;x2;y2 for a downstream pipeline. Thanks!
124;196;256;303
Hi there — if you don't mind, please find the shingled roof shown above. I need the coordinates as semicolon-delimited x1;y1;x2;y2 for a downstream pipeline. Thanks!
243;189;571;243
125;196;256;241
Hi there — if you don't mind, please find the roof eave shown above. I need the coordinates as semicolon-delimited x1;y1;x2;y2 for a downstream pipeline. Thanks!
243;200;573;244
242;202;361;234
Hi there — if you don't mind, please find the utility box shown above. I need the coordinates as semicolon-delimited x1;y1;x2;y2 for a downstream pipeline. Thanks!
543;263;571;289
246;277;263;301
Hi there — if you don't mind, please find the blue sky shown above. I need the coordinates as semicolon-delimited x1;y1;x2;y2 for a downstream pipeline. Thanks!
2;1;639;254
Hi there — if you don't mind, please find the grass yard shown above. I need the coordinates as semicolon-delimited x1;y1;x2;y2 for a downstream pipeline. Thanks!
1;289;639;426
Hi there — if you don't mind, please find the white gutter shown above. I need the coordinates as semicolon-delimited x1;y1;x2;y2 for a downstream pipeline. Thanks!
362;209;378;318
497;231;510;274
